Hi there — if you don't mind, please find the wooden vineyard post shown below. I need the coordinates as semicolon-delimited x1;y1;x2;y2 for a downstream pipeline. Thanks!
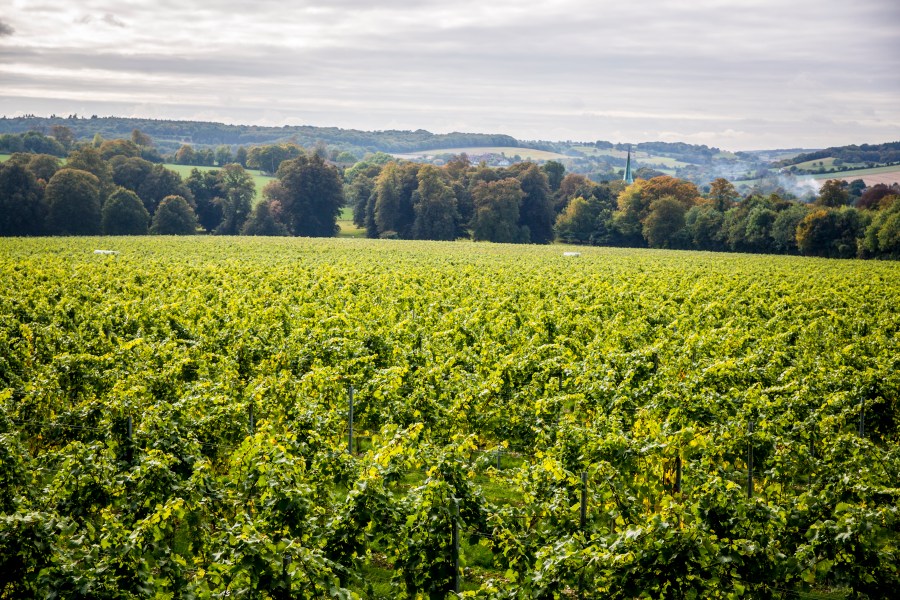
348;384;354;454
451;499;460;594
281;553;292;600
747;420;754;499
126;415;133;463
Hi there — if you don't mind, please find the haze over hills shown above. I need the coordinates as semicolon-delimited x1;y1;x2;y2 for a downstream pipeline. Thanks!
2;115;899;192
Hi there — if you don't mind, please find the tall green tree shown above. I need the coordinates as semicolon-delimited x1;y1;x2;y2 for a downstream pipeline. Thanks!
273;154;344;237
248;144;302;174
796;206;868;258
185;168;224;233
50;124;76;151
150;195;199;235
707;178;740;211
642;196;688;248
241;201;288;236
131;128;153;148
554;196;600;244
101;187;149;235
684;205;725;251
471;178;528;243
215;164;255;235
174;144;196;165
541;160;566;193
373;162;419;238
0;162;46;236
860;197;900;258
411;165;458;240
511;163;554;244
45;169;102;235
816;179;851;207
770;203;810;254
99;139;141;161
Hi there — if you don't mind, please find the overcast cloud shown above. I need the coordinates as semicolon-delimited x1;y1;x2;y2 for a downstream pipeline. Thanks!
1;0;898;149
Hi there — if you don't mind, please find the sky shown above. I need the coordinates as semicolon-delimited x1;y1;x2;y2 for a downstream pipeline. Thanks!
0;0;898;151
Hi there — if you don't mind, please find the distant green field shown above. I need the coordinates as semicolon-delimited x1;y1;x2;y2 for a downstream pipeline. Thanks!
793;157;839;170
809;164;900;180
0;154;11;163
394;147;567;161
790;157;875;172
163;163;274;202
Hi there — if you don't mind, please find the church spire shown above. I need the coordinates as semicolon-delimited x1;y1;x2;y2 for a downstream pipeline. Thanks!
623;146;634;185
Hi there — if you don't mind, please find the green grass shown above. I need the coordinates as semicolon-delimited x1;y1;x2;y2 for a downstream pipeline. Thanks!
792;157;840;170
393;147;568;161
0;154;10;163
338;221;366;238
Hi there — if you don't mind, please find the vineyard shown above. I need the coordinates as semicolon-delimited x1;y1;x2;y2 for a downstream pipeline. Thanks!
1;237;898;599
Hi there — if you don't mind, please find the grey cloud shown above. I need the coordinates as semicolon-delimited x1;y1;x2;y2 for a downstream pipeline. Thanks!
0;20;14;37
1;0;897;150
102;14;127;28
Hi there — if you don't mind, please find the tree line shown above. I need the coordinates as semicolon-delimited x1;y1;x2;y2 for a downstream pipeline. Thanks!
1;128;898;259
0;115;519;156
343;153;899;259
0;133;343;238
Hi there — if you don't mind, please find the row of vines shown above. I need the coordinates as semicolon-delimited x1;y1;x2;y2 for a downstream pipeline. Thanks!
1;237;898;598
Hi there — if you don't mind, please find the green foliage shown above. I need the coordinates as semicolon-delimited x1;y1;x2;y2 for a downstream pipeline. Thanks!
241;201;288;236
215;164;255;235
642;196;688;248
137;164;193;216
102;187;149;235
411;165;459;241
816;179;851;208
0;238;898;597
471;178;528;243
797;207;869;258
149;195;199;235
45;169;102;235
274;154;345;237
860;197;900;258
555;196;600;244
511;163;554;244
0;162;46;236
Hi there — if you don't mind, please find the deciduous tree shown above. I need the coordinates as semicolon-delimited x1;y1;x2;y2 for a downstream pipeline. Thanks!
215;164;254;235
471;178;527;243
643;195;687;248
411;165;458;240
45;169;102;235
26;154;61;182
816;179;850;207
101;187;149;235
511;162;554;244
150;195;199;235
708;178;740;211
0;162;46;235
241;201;288;236
138;165;193;215
274;154;344;237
